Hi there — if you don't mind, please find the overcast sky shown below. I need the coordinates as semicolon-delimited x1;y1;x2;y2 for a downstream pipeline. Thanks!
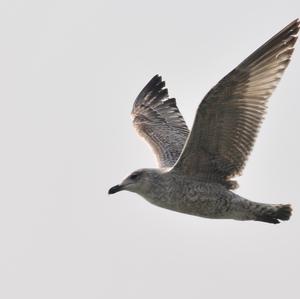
0;0;299;298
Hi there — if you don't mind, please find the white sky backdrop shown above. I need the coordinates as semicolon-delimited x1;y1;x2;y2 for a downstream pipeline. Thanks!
0;0;299;298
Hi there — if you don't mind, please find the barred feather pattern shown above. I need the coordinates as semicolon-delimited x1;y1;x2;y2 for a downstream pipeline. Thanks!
174;19;300;187
132;75;189;168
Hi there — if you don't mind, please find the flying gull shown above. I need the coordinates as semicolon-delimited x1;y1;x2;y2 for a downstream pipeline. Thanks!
109;19;299;224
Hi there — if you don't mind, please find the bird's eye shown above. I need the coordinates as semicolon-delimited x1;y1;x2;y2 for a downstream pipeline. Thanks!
130;173;139;180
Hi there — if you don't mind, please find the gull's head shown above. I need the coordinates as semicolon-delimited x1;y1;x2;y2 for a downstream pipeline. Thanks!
108;168;162;196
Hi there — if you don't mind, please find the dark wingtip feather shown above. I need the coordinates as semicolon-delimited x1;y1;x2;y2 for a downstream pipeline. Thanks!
240;19;300;68
148;74;163;87
133;74;168;110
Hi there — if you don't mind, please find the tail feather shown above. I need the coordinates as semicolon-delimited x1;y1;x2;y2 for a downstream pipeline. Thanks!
255;204;292;224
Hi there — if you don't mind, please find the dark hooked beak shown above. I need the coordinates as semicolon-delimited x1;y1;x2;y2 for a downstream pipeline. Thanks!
108;184;123;195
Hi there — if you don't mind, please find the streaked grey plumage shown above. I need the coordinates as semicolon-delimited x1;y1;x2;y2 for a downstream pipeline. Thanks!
109;19;299;224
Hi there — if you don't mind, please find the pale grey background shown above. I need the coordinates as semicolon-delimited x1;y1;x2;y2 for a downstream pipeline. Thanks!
0;0;299;298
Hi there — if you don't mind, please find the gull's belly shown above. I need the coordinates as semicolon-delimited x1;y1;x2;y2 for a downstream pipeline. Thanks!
143;181;237;219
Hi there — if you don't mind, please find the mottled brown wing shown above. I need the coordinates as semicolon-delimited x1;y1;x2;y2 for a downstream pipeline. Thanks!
173;19;299;189
132;75;189;168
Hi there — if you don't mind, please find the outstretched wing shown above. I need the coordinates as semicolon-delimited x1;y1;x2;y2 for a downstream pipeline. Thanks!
132;75;189;168
173;19;300;188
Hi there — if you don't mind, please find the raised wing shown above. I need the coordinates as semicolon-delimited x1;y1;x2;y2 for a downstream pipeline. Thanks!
173;19;300;189
132;75;189;168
